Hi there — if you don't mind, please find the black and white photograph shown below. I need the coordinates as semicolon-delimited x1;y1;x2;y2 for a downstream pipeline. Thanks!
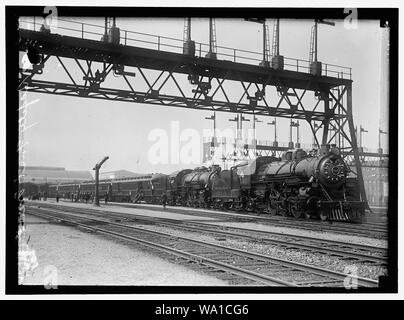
4;3;399;298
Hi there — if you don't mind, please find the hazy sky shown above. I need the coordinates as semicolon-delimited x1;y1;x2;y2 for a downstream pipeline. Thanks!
18;17;388;175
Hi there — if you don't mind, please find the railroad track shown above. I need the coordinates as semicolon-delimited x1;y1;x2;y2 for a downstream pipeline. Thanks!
101;201;388;239
27;202;387;265
25;204;380;287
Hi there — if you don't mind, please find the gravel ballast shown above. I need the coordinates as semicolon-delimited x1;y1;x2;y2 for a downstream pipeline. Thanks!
135;224;387;281
30;200;387;248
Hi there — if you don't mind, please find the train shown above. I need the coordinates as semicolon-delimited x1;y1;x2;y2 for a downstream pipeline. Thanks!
27;145;366;222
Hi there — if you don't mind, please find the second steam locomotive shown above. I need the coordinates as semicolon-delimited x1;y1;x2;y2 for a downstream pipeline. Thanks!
45;145;365;222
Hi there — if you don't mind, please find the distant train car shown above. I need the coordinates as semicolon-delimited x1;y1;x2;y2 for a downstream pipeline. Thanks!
108;174;170;204
19;182;40;199
145;174;170;204
110;176;142;202
80;180;111;201
47;184;58;198
19;182;52;200
57;183;79;199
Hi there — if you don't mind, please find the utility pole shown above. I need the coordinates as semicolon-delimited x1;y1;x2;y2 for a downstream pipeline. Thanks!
359;125;368;152
262;19;267;64
183;18;195;56
253;116;263;146
378;128;387;154
229;114;249;158
245;18;270;67
267;118;277;147
239;114;250;139
309;19;335;76
240;115;250;158
229;115;239;158
206;18;217;59
93;156;109;206
271;18;284;70
314;20;318;62
289;119;299;148
205;112;216;156
229;114;239;138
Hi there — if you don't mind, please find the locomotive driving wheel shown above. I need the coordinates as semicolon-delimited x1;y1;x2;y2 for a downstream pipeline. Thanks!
278;202;288;216
289;202;302;218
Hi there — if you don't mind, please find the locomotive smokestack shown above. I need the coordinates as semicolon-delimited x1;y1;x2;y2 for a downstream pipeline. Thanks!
320;144;330;156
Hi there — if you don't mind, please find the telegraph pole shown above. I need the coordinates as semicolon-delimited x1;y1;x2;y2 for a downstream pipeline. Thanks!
378;128;387;154
205;112;216;157
359;125;368;152
93;156;109;206
289;119;300;148
267;118;277;147
253;116;263;146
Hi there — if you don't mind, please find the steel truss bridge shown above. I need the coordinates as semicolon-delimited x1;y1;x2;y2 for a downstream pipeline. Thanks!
18;17;372;205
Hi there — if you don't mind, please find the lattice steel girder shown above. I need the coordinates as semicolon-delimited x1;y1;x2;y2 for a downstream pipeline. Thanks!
19;29;352;122
18;79;347;121
19;29;351;91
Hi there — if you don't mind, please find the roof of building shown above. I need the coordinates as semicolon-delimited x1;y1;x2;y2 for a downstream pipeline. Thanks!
99;169;142;179
19;166;93;184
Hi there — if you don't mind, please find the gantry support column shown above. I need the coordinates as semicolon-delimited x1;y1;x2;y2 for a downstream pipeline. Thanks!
321;91;330;145
346;84;369;207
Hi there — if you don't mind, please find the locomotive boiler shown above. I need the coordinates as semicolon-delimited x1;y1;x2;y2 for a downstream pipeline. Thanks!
253;145;365;221
181;165;222;207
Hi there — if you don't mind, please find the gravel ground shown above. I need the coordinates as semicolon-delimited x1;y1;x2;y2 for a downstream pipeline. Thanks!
30;200;388;249
202;221;387;248
136;224;387;281
20;214;227;286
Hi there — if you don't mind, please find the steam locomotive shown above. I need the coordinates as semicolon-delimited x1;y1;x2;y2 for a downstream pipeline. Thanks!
43;145;365;222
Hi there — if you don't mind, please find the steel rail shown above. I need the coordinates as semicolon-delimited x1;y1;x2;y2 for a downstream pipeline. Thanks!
28;202;387;264
26;209;296;286
29;201;387;252
101;201;388;238
26;206;379;287
184;205;388;233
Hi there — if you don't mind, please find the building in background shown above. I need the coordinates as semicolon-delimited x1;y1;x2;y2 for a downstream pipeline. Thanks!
19;166;93;184
359;163;388;207
99;170;142;180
